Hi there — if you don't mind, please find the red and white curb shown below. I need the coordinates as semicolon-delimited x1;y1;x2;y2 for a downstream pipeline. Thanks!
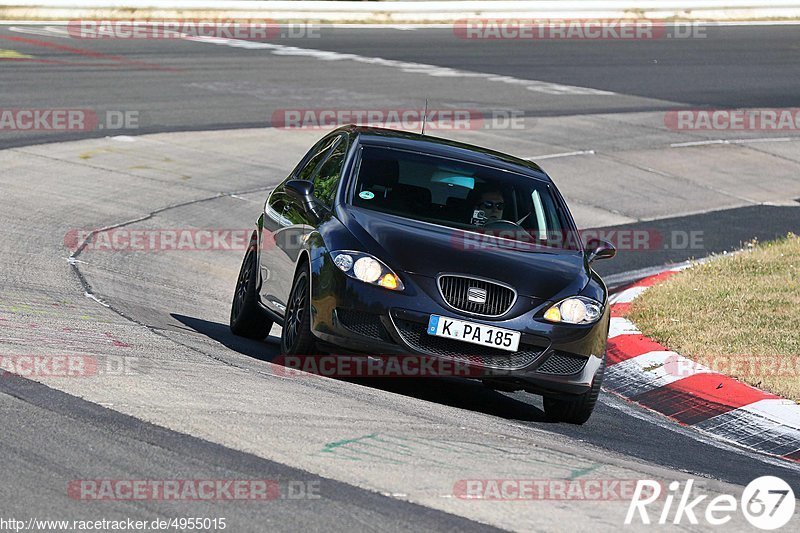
605;266;800;463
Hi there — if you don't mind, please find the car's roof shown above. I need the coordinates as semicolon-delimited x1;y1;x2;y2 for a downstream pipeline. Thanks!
333;124;551;182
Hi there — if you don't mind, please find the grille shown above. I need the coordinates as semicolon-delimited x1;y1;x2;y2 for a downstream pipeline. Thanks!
536;352;588;375
393;318;541;370
437;275;516;317
337;309;394;342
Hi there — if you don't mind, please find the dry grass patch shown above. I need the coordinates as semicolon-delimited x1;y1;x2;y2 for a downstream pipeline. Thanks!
628;234;800;401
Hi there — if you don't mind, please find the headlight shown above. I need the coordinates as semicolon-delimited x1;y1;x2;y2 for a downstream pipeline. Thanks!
330;251;404;291
543;297;603;324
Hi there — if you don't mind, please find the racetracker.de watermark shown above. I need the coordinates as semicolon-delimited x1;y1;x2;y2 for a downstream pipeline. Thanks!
664;354;800;378
67;479;320;501
450;229;704;252
453;19;707;40
67;20;319;40
64;228;254;253
0;109;138;132
0;355;148;378
272;355;485;378
453;479;659;500
270;109;526;130
665;108;800;131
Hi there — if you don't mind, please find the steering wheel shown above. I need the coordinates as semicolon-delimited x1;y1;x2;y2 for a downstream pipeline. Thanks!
481;219;538;245
483;219;525;232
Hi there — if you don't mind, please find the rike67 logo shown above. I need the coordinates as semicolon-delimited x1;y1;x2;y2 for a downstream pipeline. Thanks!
626;477;795;529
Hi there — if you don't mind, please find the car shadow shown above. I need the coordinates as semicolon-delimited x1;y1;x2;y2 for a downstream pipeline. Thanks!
171;313;282;363
171;314;549;423
345;377;549;422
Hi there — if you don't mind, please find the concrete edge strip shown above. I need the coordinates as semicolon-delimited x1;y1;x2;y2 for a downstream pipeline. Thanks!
4;1;800;23
605;266;800;463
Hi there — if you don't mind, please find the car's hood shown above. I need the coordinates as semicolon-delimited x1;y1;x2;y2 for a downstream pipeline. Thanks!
344;207;588;300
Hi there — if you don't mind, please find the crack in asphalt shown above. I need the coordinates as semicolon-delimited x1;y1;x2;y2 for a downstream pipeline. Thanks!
67;185;274;373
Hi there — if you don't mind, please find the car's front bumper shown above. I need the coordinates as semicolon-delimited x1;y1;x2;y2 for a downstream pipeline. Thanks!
308;258;609;397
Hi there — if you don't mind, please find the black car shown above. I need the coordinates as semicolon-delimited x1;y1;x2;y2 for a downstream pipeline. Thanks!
230;125;616;424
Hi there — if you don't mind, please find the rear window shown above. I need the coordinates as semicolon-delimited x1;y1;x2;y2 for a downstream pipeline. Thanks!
351;146;577;250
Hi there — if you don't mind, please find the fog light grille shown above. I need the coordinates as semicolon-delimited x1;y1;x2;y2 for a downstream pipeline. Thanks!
337;309;393;342
536;352;588;375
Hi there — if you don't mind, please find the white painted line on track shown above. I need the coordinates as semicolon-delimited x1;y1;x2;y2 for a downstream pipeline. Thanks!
183;35;619;96
670;137;798;147
7;25;69;37
526;149;596;160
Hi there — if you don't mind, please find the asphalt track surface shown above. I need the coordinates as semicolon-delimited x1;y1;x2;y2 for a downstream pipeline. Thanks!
2;25;800;148
1;24;799;531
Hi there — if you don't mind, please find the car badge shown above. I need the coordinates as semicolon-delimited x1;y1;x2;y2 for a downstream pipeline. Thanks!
467;287;487;304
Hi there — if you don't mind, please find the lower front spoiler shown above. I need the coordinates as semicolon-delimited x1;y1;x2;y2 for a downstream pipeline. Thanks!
309;307;604;398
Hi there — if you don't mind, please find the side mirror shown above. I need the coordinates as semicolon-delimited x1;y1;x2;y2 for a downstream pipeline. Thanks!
585;238;616;263
284;179;325;221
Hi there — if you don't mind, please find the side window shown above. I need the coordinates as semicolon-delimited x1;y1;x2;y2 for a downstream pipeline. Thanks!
312;138;347;207
268;137;335;225
296;138;335;181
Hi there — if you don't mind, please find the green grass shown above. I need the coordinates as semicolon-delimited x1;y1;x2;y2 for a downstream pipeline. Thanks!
628;234;800;401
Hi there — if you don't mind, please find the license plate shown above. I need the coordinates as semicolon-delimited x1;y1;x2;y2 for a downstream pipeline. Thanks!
426;315;520;352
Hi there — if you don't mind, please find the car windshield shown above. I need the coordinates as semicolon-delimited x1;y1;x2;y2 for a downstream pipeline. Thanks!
351;145;578;250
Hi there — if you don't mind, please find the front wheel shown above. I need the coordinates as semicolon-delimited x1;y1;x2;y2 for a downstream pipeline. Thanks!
280;265;316;355
543;357;605;425
230;236;273;339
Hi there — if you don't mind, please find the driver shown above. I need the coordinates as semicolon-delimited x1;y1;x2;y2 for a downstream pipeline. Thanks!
470;189;505;226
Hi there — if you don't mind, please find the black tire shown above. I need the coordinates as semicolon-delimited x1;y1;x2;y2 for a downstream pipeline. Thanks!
280;264;316;355
230;236;273;339
543;357;605;425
